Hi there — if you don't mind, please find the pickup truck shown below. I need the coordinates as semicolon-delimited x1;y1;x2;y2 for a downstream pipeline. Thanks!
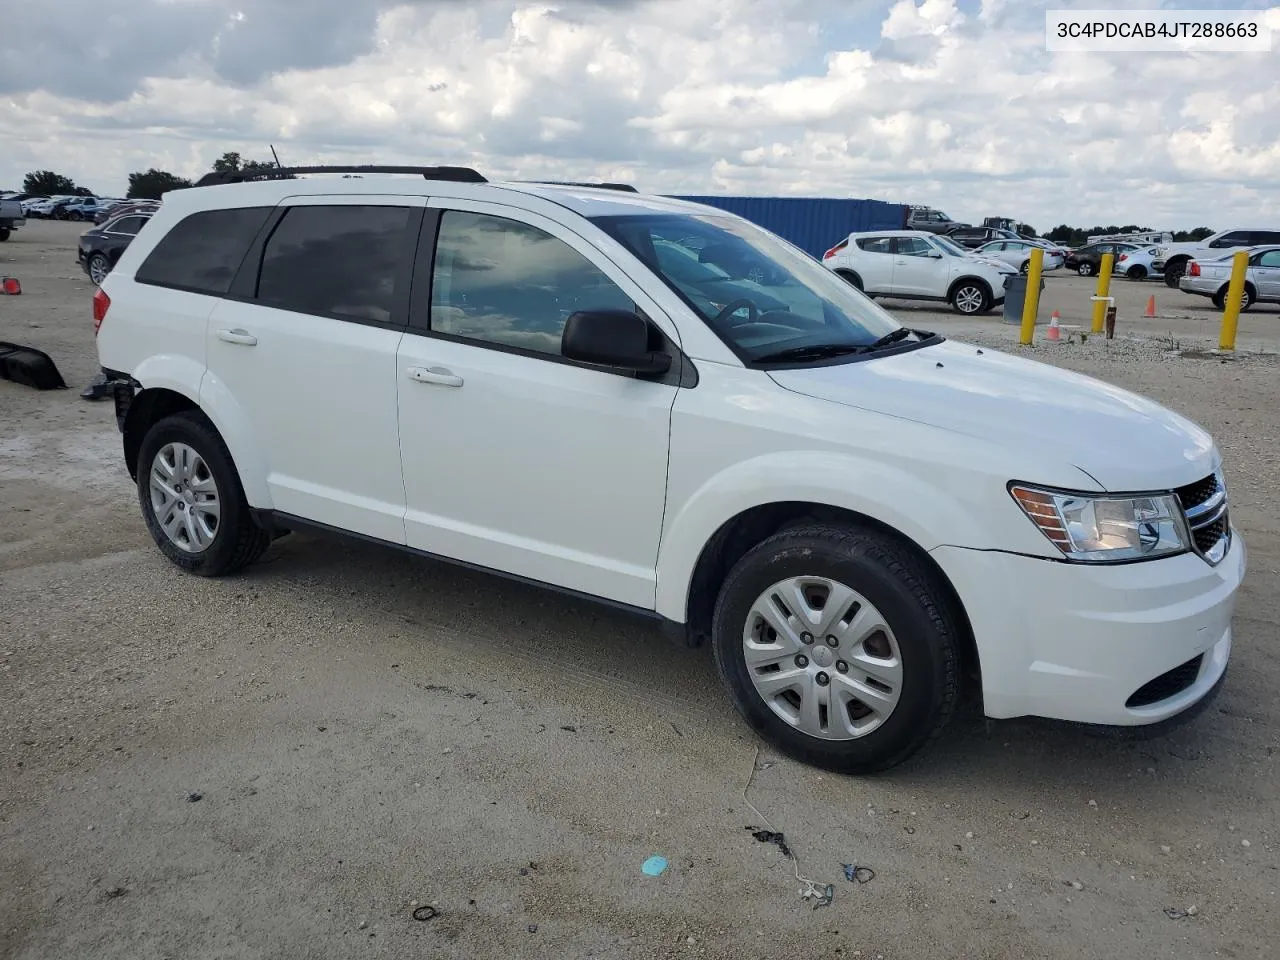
1153;228;1280;287
0;196;25;241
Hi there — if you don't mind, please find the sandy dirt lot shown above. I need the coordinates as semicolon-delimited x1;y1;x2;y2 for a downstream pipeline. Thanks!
2;220;1277;960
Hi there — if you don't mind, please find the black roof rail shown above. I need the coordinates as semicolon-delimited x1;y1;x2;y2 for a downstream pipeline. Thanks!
193;165;487;187
520;180;638;193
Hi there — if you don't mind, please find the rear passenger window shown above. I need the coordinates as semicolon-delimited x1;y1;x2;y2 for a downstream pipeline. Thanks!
430;210;635;356
255;205;412;324
135;206;272;295
856;237;893;254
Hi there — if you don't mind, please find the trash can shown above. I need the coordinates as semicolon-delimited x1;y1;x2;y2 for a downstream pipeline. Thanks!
1001;274;1045;324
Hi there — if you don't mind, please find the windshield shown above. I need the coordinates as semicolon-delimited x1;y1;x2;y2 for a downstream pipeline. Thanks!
592;213;913;363
930;235;969;257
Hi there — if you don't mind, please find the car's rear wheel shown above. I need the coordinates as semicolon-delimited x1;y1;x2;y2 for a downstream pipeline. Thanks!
1164;261;1187;288
136;412;270;577
1126;265;1147;280
836;269;864;291
0;228;9;242
949;280;990;315
1019;260;1030;275
88;253;110;285
1212;285;1255;311
1077;262;1095;277
711;524;962;774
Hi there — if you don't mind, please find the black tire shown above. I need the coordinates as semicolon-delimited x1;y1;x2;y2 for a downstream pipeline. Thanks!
87;253;110;285
711;524;962;774
1126;266;1147;280
1164;260;1187;288
0;228;9;242
949;279;991;315
135;411;270;577
1213;285;1255;311
1077;262;1095;277
1019;260;1030;275
70;211;83;222
837;270;864;292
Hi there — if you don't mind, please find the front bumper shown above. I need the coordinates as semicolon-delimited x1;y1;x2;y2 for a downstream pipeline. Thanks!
931;530;1246;726
1179;275;1220;297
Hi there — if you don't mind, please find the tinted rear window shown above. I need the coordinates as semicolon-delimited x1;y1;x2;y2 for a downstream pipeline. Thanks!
255;205;412;324
135;206;273;295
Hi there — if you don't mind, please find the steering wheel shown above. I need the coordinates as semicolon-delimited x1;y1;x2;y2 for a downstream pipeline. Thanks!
711;299;759;328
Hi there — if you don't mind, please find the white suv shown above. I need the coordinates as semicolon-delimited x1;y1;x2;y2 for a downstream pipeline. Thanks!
821;230;1016;314
93;165;1246;773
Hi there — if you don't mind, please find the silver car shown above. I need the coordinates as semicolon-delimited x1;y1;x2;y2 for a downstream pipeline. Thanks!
973;239;1064;274
1179;245;1280;310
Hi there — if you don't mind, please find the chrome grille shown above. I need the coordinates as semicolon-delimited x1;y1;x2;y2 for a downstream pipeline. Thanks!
1175;469;1230;565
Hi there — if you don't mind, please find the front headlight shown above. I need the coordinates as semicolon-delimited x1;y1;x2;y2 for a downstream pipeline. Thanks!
1010;484;1190;562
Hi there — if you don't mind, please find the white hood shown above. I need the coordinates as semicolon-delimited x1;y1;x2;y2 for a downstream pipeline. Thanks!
768;339;1217;491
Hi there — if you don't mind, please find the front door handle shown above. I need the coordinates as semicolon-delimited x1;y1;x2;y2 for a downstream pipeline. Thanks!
407;365;463;387
217;328;258;346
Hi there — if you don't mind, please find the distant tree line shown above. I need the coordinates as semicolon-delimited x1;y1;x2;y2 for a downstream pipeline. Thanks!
1041;223;1215;245
19;151;288;202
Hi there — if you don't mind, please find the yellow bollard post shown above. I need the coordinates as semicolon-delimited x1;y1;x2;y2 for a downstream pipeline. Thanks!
1218;249;1250;352
1090;253;1114;333
1018;247;1044;346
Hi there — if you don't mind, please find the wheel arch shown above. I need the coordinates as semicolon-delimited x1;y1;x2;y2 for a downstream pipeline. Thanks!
674;500;980;684
123;369;273;508
834;268;863;289
947;275;993;302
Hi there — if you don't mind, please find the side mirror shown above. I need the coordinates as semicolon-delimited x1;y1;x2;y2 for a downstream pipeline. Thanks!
928;251;943;259
562;310;672;375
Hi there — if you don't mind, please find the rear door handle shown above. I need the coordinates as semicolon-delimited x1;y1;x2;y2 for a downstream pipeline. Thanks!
407;365;464;387
217;328;258;346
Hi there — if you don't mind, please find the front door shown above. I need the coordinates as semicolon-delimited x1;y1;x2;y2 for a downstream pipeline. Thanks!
890;236;941;296
203;196;422;544
395;200;679;608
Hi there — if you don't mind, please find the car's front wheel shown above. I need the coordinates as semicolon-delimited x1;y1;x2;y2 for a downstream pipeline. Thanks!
711;524;962;774
136;412;270;576
949;280;990;315
1077;262;1095;277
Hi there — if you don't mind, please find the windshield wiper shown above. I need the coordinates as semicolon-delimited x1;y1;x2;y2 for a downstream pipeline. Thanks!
865;327;914;351
753;343;870;364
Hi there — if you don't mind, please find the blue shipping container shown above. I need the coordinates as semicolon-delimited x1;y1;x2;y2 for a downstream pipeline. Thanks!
668;196;908;261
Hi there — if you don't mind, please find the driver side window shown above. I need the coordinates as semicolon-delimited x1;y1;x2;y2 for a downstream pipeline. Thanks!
430;210;636;357
894;238;933;257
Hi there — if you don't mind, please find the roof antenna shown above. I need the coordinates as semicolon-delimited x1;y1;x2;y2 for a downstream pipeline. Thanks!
270;144;283;169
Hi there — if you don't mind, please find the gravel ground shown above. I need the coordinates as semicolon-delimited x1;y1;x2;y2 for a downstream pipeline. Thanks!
2;221;1277;960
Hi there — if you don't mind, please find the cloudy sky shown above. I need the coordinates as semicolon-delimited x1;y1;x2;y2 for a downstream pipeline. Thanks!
2;0;1277;230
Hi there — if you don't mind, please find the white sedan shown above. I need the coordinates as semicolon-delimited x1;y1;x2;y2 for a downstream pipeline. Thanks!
973;239;1064;274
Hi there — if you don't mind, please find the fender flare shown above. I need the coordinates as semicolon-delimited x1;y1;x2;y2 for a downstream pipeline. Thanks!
653;451;991;623
132;357;273;508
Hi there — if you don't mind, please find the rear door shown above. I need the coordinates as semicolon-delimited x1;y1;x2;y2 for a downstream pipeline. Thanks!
203;196;423;543
852;236;895;292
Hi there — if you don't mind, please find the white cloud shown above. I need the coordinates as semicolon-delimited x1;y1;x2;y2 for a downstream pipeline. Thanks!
1;0;1277;230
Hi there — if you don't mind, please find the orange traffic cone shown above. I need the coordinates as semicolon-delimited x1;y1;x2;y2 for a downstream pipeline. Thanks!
1145;294;1156;317
1046;311;1061;341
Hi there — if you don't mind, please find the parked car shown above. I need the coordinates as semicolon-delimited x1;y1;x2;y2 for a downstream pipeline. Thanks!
972;239;1064;274
95;200;159;224
946;225;1019;248
1063;242;1140;277
19;196;49;215
1152;228;1280;288
822;229;1014;313
1179;245;1280;310
93;165;1245;774
906;205;970;234
61;197;114;222
25;196;73;218
0;196;25;241
77;211;153;284
1115;245;1162;281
